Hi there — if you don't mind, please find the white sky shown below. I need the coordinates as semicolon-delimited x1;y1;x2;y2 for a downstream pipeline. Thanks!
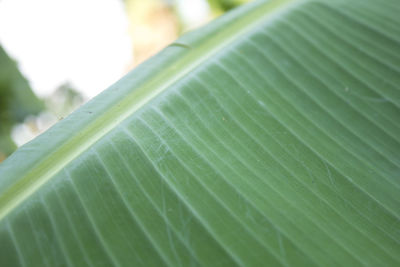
0;0;132;98
175;0;210;28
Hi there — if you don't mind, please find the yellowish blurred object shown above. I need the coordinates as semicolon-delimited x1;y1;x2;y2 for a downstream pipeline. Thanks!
125;0;179;66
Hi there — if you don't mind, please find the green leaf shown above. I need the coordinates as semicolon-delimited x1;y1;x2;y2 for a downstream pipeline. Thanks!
1;0;399;266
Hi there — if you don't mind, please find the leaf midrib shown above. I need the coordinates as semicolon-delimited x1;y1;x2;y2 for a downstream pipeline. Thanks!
0;0;300;220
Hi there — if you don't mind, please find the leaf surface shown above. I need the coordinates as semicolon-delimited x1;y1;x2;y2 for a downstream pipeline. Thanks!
1;0;400;266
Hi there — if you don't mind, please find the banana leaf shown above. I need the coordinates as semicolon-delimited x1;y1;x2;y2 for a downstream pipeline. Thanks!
1;0;399;266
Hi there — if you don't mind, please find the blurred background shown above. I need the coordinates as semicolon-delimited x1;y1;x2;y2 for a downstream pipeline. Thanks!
0;0;251;162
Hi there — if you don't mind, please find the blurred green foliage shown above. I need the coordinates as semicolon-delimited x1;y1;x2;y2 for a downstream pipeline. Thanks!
47;83;84;119
0;45;44;160
207;0;250;13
